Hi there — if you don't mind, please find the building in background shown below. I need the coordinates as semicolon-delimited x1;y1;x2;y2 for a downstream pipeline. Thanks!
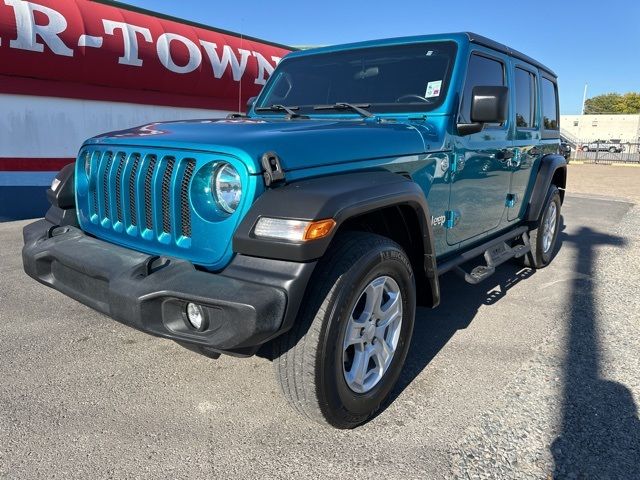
0;0;292;220
560;114;640;144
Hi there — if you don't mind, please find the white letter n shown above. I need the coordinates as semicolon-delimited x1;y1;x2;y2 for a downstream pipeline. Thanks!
200;41;251;81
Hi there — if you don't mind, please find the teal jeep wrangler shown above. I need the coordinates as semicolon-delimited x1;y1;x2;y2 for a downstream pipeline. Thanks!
23;32;566;428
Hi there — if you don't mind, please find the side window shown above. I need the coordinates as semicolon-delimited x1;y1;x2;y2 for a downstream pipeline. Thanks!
514;68;536;128
541;77;559;131
460;53;505;125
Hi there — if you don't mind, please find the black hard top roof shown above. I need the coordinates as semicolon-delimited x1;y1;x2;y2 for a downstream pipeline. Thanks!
465;32;557;78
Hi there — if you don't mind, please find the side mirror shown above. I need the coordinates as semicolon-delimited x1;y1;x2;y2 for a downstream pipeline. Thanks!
457;85;509;136
246;96;257;112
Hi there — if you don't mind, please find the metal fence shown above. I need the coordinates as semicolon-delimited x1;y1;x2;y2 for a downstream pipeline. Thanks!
566;139;640;164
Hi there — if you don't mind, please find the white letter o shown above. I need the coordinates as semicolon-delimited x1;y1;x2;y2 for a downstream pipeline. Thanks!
157;33;201;74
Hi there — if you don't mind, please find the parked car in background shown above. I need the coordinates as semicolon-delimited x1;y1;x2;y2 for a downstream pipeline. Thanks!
581;140;623;153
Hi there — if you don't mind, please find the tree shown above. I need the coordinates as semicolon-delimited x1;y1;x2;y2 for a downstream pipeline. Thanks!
584;92;640;114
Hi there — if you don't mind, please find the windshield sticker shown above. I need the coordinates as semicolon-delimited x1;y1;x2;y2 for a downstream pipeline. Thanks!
425;80;442;98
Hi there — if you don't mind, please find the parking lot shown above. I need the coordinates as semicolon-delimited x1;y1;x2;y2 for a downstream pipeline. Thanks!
1;165;639;479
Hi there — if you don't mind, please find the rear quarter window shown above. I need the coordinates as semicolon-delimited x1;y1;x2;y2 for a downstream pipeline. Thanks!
514;68;536;129
541;77;559;132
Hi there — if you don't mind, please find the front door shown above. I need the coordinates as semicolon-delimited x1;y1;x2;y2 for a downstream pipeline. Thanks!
447;49;512;245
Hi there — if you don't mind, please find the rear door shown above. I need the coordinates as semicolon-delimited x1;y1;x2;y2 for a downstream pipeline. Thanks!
508;62;541;221
447;49;512;245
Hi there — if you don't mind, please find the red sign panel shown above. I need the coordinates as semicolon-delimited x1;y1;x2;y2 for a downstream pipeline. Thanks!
0;0;292;110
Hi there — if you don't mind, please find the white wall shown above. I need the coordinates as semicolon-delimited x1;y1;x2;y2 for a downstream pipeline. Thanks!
560;114;640;143
0;93;229;158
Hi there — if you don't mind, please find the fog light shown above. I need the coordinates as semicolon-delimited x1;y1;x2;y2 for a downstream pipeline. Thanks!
186;303;205;330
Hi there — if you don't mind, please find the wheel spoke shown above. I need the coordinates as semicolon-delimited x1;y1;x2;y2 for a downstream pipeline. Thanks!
355;279;384;322
344;321;365;347
348;346;371;389
377;291;401;330
367;278;386;318
373;338;393;370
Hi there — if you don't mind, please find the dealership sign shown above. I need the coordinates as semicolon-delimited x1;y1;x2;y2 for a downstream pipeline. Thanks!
0;0;292;109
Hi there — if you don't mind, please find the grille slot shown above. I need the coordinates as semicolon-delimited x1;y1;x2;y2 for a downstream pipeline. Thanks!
102;152;114;220
143;155;157;230
114;153;125;223
161;157;175;234
91;152;99;216
180;160;195;238
128;154;141;226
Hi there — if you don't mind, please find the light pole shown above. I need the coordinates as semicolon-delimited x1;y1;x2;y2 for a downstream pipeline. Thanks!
581;84;588;115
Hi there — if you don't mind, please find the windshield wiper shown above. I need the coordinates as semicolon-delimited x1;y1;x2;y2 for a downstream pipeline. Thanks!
313;102;373;118
254;104;306;119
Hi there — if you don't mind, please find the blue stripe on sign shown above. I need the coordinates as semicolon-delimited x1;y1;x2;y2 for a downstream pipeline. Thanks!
0;172;58;186
0;186;50;222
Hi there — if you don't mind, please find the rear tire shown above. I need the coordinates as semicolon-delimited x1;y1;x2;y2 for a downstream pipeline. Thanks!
272;232;416;428
523;186;562;268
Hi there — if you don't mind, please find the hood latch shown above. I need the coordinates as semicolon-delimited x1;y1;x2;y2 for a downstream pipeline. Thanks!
261;151;286;187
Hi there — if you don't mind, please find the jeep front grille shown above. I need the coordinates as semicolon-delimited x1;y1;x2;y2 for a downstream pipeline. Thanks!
86;150;194;246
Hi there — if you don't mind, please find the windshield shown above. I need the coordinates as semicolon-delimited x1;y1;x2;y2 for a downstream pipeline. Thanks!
256;41;457;115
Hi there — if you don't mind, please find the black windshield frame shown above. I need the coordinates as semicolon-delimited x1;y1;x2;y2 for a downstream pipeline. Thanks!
255;41;458;115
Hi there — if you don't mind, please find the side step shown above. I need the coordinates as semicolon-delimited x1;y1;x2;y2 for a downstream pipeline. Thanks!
437;226;531;285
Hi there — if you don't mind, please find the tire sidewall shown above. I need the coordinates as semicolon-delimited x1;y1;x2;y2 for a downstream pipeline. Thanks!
318;243;416;424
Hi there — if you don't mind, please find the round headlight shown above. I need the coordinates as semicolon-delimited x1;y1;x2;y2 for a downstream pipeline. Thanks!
212;163;242;214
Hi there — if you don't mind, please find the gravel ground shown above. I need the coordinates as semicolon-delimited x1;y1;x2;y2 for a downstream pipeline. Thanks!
0;194;638;479
450;204;640;479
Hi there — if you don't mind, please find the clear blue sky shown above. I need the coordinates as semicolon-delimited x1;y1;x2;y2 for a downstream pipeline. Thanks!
126;0;639;114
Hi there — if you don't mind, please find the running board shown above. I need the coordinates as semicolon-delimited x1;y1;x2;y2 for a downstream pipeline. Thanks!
437;226;530;284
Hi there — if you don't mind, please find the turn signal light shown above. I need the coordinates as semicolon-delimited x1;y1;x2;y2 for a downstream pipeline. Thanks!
303;219;336;241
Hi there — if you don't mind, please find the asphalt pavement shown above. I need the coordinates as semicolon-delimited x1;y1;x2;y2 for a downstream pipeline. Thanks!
1;193;638;479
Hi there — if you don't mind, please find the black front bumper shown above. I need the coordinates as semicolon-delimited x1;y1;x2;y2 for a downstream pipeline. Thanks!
22;219;316;355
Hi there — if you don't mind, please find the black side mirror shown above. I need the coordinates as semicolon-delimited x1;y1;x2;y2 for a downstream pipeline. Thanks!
471;86;508;123
457;85;509;136
246;96;257;112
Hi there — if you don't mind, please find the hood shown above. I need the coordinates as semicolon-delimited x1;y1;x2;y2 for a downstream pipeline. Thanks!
87;117;445;174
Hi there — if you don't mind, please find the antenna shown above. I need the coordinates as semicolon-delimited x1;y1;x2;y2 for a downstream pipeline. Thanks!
581;84;588;115
238;22;244;114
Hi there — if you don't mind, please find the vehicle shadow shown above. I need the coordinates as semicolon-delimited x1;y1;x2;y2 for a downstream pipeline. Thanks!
385;259;536;409
383;223;639;478
386;216;572;406
550;227;639;479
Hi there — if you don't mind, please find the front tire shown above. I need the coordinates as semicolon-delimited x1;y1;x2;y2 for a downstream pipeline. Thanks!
273;232;416;428
523;185;562;268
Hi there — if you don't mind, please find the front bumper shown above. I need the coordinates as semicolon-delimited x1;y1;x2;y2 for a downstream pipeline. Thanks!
22;219;316;355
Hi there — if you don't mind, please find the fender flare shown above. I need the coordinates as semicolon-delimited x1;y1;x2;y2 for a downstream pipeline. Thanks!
233;170;440;305
45;163;79;227
525;154;567;224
